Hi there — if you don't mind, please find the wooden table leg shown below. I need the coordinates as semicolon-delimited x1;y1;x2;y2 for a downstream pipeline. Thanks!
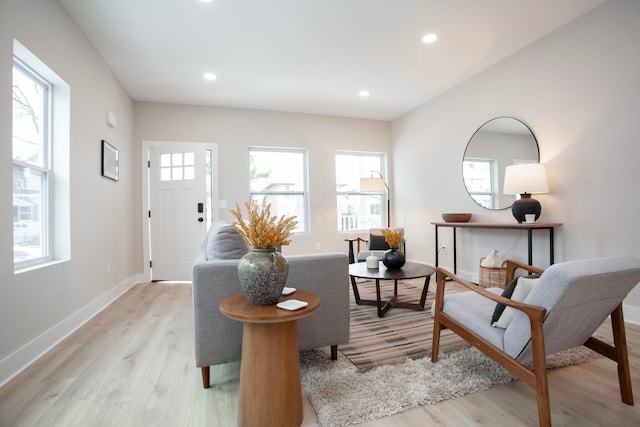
374;279;392;317
238;321;303;427
418;275;431;308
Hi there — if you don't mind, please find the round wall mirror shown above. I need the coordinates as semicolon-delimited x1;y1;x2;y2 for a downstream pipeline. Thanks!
463;117;539;210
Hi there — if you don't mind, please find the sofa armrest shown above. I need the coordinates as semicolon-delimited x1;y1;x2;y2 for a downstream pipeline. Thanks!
192;257;245;367
286;253;350;350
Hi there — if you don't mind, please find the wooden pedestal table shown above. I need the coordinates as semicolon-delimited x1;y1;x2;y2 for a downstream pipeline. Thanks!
219;290;320;427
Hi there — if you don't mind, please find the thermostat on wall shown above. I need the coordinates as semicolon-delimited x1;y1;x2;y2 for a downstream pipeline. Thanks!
107;111;117;128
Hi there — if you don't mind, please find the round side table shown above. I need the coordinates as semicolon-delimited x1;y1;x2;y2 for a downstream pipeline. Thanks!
219;290;320;427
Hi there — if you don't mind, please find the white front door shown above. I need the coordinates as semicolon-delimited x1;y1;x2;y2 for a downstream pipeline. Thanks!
148;143;208;281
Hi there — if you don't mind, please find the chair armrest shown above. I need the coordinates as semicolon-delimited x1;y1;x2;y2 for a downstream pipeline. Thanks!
504;259;545;284
355;237;368;254
435;267;546;323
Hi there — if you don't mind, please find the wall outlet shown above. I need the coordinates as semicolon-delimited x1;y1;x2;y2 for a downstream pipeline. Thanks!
107;261;111;273
440;245;447;254
315;242;321;250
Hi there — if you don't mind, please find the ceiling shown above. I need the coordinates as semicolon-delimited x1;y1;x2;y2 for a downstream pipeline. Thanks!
60;0;605;121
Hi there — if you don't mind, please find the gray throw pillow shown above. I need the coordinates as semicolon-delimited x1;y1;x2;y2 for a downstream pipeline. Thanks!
369;234;390;250
206;223;249;260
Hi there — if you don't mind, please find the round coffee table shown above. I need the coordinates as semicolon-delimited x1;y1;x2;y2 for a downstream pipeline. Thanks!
219;290;319;427
348;261;436;317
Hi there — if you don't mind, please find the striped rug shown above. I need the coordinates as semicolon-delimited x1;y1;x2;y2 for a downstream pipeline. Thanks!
340;277;469;371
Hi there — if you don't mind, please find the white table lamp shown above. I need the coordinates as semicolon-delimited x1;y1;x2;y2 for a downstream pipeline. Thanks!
503;163;549;223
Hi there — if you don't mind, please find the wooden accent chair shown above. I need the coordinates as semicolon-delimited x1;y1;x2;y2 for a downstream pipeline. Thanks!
432;257;640;427
353;227;406;262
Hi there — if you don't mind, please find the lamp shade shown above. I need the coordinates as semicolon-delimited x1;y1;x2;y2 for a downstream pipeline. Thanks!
360;177;386;194
503;163;549;195
503;163;548;223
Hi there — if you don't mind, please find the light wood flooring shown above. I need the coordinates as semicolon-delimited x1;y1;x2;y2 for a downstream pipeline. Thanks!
1;282;640;426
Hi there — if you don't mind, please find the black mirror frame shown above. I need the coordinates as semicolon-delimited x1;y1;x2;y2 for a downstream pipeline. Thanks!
463;117;540;211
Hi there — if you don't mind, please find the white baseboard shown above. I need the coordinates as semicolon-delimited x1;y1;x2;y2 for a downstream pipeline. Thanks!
0;275;139;388
623;303;640;325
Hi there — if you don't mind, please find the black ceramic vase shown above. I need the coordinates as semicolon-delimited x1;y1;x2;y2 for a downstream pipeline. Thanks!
382;248;405;269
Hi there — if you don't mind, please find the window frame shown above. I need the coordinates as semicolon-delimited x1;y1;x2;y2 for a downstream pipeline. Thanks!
335;151;387;232
462;157;496;209
248;147;309;234
13;39;71;273
12;58;53;269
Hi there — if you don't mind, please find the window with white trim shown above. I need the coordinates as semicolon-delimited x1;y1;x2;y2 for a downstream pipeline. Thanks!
13;40;70;270
248;147;308;233
335;152;386;231
13;60;51;266
463;158;495;209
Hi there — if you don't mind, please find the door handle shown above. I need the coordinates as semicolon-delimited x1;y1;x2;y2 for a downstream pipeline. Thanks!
198;217;204;222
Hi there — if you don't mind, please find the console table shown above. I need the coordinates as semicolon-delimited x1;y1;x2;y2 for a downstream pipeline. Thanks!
432;222;562;273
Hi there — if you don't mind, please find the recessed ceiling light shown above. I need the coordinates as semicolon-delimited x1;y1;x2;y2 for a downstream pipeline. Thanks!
201;0;213;3
422;33;438;44
204;73;217;81
359;90;370;97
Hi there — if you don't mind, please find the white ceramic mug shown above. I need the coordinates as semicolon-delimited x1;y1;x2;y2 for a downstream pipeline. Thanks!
525;214;536;223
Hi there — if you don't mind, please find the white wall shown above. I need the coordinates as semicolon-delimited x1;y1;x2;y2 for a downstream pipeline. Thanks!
0;0;136;386
391;0;640;320
133;102;391;257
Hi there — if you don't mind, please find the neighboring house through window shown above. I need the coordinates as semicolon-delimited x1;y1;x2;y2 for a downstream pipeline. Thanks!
335;152;386;231
248;147;308;233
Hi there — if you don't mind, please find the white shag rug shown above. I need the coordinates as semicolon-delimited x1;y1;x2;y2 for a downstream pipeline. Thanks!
300;345;602;427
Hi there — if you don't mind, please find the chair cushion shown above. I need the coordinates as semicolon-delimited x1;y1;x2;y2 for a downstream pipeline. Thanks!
491;275;540;324
206;223;249;260
433;288;506;350
492;276;539;328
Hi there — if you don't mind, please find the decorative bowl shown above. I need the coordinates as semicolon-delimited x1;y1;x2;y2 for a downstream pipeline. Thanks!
442;213;472;223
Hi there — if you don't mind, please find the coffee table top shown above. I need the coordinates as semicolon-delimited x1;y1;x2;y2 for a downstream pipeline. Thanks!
349;261;436;280
219;290;320;323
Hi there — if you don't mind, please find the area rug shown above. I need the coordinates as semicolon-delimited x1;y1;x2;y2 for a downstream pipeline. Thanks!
300;344;603;427
340;277;469;371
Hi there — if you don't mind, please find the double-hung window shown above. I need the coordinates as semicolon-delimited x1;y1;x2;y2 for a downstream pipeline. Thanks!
248;147;308;233
13;40;70;271
462;158;495;209
335;152;386;231
13;59;52;266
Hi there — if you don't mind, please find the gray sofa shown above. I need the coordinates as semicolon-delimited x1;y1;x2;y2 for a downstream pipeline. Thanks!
192;223;350;388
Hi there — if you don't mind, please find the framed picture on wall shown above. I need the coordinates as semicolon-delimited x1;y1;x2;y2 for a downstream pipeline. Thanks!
101;140;119;181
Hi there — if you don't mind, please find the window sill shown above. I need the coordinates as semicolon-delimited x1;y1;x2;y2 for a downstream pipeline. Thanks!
14;258;70;275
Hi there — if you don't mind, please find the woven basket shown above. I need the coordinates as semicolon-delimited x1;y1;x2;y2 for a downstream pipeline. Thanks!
479;257;508;289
